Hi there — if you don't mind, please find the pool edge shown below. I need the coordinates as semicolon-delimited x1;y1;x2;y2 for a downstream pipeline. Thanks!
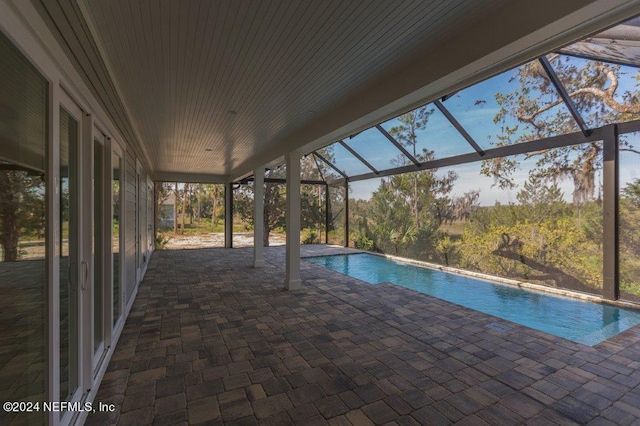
305;249;640;312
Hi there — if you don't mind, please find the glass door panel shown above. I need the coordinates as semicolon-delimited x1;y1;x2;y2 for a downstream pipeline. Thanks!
93;138;104;359
112;150;122;327
0;30;47;426
59;107;79;403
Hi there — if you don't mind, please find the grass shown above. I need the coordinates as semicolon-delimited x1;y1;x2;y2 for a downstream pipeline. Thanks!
439;220;467;236
158;218;252;237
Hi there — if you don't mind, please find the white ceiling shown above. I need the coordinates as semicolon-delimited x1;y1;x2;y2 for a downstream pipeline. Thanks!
74;0;640;182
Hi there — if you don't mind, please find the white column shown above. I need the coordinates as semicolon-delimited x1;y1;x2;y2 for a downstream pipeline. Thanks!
253;167;265;267
224;182;233;248
285;151;302;290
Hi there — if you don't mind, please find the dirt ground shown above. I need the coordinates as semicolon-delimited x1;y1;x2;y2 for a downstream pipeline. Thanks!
1;232;284;260
162;232;285;250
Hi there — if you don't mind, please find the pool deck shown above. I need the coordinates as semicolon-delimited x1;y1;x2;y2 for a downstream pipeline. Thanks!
87;245;640;425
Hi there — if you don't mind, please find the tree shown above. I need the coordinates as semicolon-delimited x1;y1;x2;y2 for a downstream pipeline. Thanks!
620;179;640;297
173;182;178;234
207;184;223;229
179;183;189;234
364;165;460;259
154;182;172;229
482;55;640;204
389;106;434;227
234;150;336;246
0;169;45;261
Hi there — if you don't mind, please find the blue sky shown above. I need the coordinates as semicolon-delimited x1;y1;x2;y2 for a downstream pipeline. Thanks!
343;55;640;204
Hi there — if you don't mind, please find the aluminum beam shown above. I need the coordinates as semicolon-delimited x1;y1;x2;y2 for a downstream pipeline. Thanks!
344;180;349;248
325;184;330;245
339;140;379;174
539;56;590;137
602;124;619;301
314;152;348;180
224;182;233;248
328;125;605;184
434;100;485;156
239;177;326;185
375;124;421;167
313;154;327;181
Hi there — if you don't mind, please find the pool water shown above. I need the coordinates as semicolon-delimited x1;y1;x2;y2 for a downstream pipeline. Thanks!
306;253;640;346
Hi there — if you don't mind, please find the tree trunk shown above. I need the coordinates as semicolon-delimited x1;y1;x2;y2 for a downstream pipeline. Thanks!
0;171;19;262
263;183;273;247
173;183;178;234
180;183;189;234
197;184;201;223
211;188;218;229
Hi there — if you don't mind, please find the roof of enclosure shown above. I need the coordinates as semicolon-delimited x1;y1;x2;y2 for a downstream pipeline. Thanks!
244;15;640;185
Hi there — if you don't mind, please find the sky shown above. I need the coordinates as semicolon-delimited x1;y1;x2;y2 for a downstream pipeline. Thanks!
339;54;640;205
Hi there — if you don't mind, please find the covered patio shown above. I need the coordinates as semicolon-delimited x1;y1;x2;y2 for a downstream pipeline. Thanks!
4;1;640;425
87;246;640;425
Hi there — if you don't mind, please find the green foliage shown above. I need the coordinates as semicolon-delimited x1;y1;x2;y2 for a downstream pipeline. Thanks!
0;170;45;261
435;234;459;266
620;178;640;297
483;56;639;204
353;230;376;251
234;154;341;246
301;228;321;245
343;55;640;299
155;232;169;250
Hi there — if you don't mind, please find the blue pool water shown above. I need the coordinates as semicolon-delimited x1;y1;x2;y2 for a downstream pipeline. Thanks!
306;253;640;346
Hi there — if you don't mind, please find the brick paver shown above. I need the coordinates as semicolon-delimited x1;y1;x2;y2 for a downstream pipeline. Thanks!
86;246;640;425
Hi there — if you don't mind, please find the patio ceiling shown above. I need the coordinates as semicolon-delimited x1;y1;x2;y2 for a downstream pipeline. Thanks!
34;0;640;182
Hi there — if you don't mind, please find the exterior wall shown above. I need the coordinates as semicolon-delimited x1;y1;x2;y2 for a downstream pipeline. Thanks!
0;2;154;425
125;151;138;302
140;170;148;266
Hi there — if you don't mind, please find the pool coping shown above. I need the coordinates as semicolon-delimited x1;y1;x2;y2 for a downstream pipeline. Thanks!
303;248;640;348
303;248;640;312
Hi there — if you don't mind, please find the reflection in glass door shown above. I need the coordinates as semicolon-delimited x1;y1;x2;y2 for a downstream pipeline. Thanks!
112;149;122;327
59;107;80;404
0;30;48;425
93;136;105;362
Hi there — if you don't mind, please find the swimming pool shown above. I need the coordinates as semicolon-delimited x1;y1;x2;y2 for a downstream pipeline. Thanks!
306;253;640;346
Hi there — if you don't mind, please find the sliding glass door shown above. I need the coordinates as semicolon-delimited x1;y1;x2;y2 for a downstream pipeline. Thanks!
112;145;123;328
0;31;47;426
92;131;106;368
58;97;83;422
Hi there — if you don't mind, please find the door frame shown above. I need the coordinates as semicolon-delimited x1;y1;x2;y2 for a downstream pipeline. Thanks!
57;88;86;426
91;125;108;373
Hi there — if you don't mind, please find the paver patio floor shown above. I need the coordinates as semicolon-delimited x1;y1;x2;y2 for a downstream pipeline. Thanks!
86;246;640;425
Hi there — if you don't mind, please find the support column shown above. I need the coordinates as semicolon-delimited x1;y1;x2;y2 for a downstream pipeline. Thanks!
344;180;349;248
603;124;619;301
224;182;233;248
325;184;330;245
253;167;265;267
285;151;302;290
